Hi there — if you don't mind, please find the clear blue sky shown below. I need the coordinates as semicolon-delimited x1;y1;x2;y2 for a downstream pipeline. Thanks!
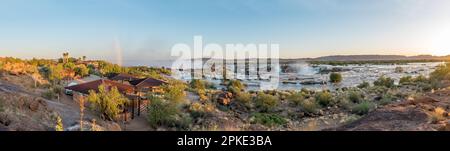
1;0;450;65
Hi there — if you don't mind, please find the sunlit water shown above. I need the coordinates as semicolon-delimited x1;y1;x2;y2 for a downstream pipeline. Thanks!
172;61;444;91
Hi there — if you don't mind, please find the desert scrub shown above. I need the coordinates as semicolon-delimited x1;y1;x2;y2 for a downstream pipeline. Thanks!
41;89;56;100
373;76;395;88
352;101;375;115
0;98;4;112
399;76;413;85
299;98;319;114
173;113;192;130
255;93;279;112
189;102;214;119
147;98;179;128
286;92;305;106
235;92;253;107
329;72;343;83
429;107;447;124
251;113;287;127
379;94;395;105
87;85;129;120
357;81;370;89
348;91;363;103
315;91;334;107
227;80;245;94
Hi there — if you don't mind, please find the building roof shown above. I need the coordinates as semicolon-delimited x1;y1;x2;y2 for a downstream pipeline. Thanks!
65;79;135;94
69;75;101;85
129;78;167;88
108;73;139;81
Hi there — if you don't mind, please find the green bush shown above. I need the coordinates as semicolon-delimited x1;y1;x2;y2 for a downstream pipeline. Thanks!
399;76;413;85
255;93;279;112
373;76;395;88
235;92;253;107
41;90;56;100
413;75;428;83
227;80;245;94
147;98;179;128
87;84;129;120
162;80;187;104
286;92;305;106
379;94;395;105
188;102;214;119
173;113;192;130
0;98;4;112
357;81;370;89
190;79;206;90
348;91;363;103
352;101;375;115
330;72;343;83
251;113;287;127
430;63;450;82
315;91;334;107
299;99;319;114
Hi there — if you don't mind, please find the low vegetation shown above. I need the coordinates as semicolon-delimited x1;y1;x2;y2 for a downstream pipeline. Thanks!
86;84;129;120
329;72;343;83
373;76;395;88
429;107;447;124
147;97;180;128
255;93;279;112
315;91;334;107
352;101;375;115
251;113;287;127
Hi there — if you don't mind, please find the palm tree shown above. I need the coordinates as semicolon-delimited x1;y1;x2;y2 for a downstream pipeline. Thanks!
63;52;69;63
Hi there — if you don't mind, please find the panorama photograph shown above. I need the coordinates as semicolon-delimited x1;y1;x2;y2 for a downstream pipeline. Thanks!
1;0;450;132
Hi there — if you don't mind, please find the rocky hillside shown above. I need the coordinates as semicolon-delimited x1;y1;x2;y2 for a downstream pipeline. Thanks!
331;89;450;131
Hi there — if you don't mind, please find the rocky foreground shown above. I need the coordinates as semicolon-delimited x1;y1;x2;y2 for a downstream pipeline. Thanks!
330;89;450;131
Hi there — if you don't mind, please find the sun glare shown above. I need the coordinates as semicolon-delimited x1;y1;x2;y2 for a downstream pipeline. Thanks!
430;26;450;56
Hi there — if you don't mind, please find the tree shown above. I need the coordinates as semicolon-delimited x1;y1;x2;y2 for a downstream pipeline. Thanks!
87;84;129;120
79;96;85;131
63;52;69;63
162;80;186;104
63;62;76;70
330;72;343;83
75;65;89;77
55;116;64;131
49;64;64;84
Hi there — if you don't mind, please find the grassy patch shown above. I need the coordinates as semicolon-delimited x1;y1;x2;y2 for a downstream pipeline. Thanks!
299;99;319;114
251;113;287;127
0;98;4;112
255;93;279;112
348;91;363;103
315;91;334;107
352;101;375;115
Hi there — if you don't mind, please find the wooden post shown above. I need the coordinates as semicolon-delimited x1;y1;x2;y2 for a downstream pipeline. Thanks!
137;97;141;116
131;99;135;119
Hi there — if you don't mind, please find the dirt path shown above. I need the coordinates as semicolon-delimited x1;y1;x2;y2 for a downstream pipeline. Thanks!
121;115;153;131
0;79;98;128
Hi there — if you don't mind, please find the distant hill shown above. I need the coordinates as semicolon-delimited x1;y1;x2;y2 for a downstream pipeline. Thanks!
312;55;450;61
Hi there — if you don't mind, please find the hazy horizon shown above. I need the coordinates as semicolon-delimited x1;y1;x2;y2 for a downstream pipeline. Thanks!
1;0;450;65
